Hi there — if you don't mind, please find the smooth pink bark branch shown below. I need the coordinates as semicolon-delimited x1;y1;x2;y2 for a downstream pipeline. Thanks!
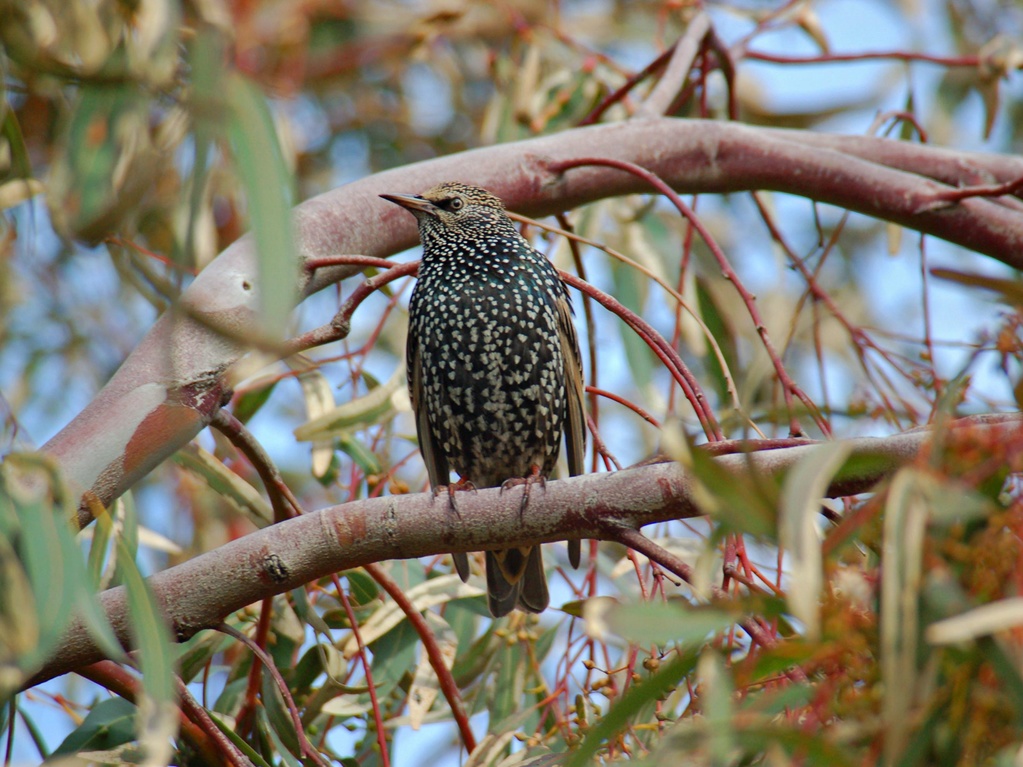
27;414;1020;687
39;118;1023;520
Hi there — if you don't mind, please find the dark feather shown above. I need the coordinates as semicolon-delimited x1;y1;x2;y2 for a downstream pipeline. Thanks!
517;546;550;613
486;547;548;616
408;332;470;581
486;551;520;617
557;293;586;570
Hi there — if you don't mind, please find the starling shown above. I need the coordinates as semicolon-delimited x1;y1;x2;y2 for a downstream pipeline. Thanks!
381;182;585;617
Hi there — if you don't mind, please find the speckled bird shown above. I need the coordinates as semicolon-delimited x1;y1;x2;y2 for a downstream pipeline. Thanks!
381;182;585;617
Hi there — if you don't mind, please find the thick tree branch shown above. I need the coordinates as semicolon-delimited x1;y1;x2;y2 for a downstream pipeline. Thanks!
27;413;1019;687
37;119;1023;521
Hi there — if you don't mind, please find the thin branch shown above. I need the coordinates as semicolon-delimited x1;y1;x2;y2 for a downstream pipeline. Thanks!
364;563;477;753
287;260;419;355
550;155;829;437
211;410;303;523
915;174;1023;212
175;677;253;767
743;48;1009;69
335;578;391;767
558;271;722;440
75;661;235;766
586;386;661;428
611;527;694;584
635;13;711;119
218;623;332;767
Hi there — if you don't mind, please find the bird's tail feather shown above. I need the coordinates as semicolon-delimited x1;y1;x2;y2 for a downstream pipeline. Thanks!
516;546;549;613
485;547;549;617
486;550;519;617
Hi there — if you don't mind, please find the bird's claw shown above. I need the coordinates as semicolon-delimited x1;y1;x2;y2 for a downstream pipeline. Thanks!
433;477;477;518
501;465;546;520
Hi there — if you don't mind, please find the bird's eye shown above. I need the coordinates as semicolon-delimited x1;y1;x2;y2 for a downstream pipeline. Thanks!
448;197;465;211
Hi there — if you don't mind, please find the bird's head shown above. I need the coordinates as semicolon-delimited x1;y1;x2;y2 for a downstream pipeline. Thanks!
380;182;513;239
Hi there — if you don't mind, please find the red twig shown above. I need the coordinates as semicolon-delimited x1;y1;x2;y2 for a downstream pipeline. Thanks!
586;412;622;471
611;526;694;585
217;623;332;767
636;13;711;119
175;677;252;767
211;410;303;523
334;575;392;767
555;212;601;470
551;156;829;438
579;47;677;125
744;49;995;68
558;270;722;441
750;191;923;426
305;255;398;272
586;385;661;427
364;562;478;753
235;596;274;738
915;174;1023;212
75;661;236;766
287;261;419;354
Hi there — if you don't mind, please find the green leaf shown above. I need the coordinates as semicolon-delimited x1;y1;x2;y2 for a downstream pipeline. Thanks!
262;671;302;759
779;441;852;641
225;72;297;336
177;629;234;684
345;569;380;605
208;710;275;767
0;455;123;686
173;443;274;527
611;258;654;391
47;83;157;243
292;642;345;694
365;617;418;698
881;468;930;766
931;268;1023;309
699;651;735;763
672;435;779;538
452;624;501;688
52;697;136;755
96;505;177;750
1;107;32;179
695;276;739;405
233;379;278;424
490;640;529;731
740;679;815;717
337;434;383;478
294;364;405;441
566;649;698;767
593;599;735;647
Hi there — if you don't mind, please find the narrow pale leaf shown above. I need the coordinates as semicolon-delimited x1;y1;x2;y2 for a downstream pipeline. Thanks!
779;441;851;641
341;574;482;658
294;362;406;441
173;443;273;526
225;72;296;336
926;597;1023;645
880;469;929;767
408;611;457;730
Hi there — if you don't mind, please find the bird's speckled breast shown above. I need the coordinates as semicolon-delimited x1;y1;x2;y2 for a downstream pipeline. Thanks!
409;254;568;488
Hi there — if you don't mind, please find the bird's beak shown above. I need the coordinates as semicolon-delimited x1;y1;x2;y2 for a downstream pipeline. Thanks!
380;193;438;215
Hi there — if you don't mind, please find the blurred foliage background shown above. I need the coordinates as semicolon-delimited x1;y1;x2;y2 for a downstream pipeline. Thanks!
3;0;1023;765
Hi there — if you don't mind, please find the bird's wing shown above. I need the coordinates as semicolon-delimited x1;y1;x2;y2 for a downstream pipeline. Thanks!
407;324;449;488
409;324;469;581
556;291;586;569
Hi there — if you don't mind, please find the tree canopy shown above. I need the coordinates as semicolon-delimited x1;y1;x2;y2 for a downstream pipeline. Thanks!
3;1;1023;765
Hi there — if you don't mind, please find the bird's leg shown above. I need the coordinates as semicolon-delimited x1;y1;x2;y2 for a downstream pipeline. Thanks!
432;476;477;518
500;464;546;519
